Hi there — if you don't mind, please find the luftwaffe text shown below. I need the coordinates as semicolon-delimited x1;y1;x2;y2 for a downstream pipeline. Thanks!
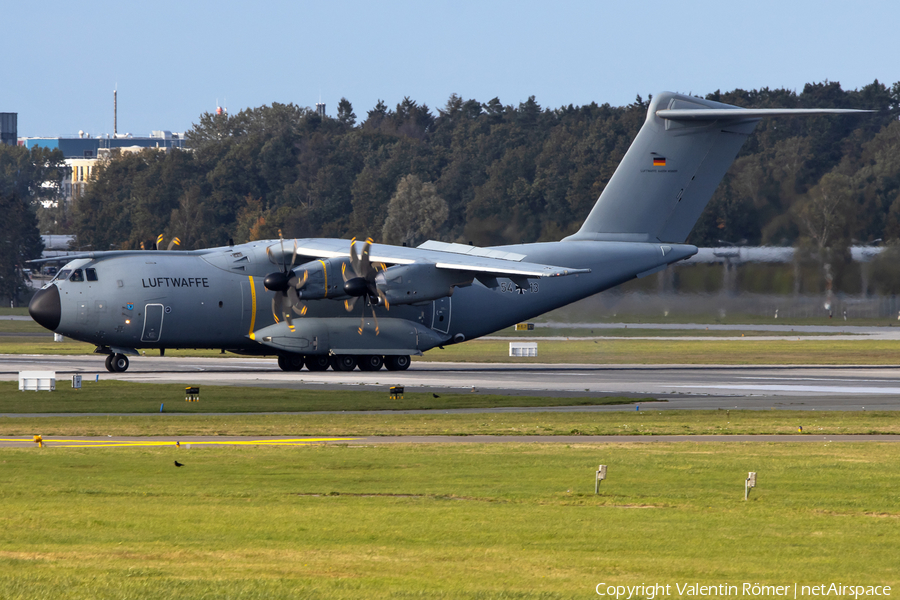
141;277;210;288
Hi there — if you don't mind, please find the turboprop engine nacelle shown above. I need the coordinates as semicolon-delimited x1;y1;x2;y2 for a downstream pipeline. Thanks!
376;263;473;306
295;257;349;300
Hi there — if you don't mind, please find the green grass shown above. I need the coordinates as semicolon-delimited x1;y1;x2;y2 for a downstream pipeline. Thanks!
494;326;845;337
0;443;897;598
0;381;642;414
0;320;48;334
539;307;900;327
419;338;900;364
2;407;899;438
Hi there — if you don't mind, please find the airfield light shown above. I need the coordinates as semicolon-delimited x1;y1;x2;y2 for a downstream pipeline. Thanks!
745;472;757;500
125;319;131;324
595;465;607;494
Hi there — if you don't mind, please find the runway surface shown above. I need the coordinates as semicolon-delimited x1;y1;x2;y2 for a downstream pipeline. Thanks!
3;354;900;411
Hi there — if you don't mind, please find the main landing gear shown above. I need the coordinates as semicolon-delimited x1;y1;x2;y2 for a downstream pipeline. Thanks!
105;353;130;373
276;353;411;372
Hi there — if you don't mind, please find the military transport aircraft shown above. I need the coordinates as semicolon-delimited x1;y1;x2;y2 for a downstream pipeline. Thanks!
28;92;869;372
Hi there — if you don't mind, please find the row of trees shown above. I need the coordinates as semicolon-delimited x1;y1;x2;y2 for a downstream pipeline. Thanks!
0;144;64;303
0;82;889;295
60;81;900;255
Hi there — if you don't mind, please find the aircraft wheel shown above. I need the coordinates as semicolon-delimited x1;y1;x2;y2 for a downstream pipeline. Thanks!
357;355;384;371
305;355;330;371
111;354;130;373
277;355;304;371
105;354;115;372
332;355;357;372
385;355;411;371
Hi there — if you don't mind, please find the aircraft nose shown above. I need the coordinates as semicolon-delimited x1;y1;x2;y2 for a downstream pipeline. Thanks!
29;285;61;331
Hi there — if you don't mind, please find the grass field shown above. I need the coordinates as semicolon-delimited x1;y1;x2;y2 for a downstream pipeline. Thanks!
0;380;642;415
2;409;899;440
5;410;900;439
2;381;900;438
0;442;897;599
2;324;899;597
494;326;846;337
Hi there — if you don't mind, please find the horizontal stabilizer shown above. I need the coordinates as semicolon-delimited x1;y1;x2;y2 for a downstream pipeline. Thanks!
657;108;873;121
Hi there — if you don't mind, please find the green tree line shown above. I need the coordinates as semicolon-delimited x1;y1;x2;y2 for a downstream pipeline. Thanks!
48;80;900;257
0;143;63;303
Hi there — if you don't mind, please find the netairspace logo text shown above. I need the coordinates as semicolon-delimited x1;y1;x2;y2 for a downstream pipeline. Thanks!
595;583;892;599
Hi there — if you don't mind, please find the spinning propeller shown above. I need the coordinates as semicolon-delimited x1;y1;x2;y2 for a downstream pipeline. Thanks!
341;237;389;335
262;236;389;334
264;233;305;331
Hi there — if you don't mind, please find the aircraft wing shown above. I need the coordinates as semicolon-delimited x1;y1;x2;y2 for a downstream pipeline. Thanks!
293;238;589;278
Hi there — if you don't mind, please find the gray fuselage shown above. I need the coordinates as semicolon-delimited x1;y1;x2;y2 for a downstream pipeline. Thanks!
37;238;694;356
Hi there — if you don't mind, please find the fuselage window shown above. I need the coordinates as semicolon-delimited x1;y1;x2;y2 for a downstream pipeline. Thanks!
69;269;84;282
85;268;98;281
51;269;71;283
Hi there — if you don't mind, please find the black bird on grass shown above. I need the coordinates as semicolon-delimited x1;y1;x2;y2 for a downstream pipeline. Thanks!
432;393;440;398
174;461;184;467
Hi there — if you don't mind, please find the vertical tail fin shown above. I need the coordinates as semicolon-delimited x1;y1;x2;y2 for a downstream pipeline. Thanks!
565;92;870;244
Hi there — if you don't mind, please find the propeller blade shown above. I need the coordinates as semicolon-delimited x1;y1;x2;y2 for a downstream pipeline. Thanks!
287;286;300;309
344;297;357;312
268;294;294;331
167;237;181;251
358;239;372;278
377;288;390;310
370;302;380;336
282;297;295;331
156;234;164;250
358;301;366;335
349;239;360;274
341;262;350;283
289;240;298;271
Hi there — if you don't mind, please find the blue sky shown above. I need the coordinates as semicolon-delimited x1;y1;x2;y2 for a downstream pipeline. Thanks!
3;0;897;137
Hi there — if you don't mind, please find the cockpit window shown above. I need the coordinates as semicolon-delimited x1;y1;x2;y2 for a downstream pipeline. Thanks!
51;269;71;283
85;268;98;281
69;269;84;282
